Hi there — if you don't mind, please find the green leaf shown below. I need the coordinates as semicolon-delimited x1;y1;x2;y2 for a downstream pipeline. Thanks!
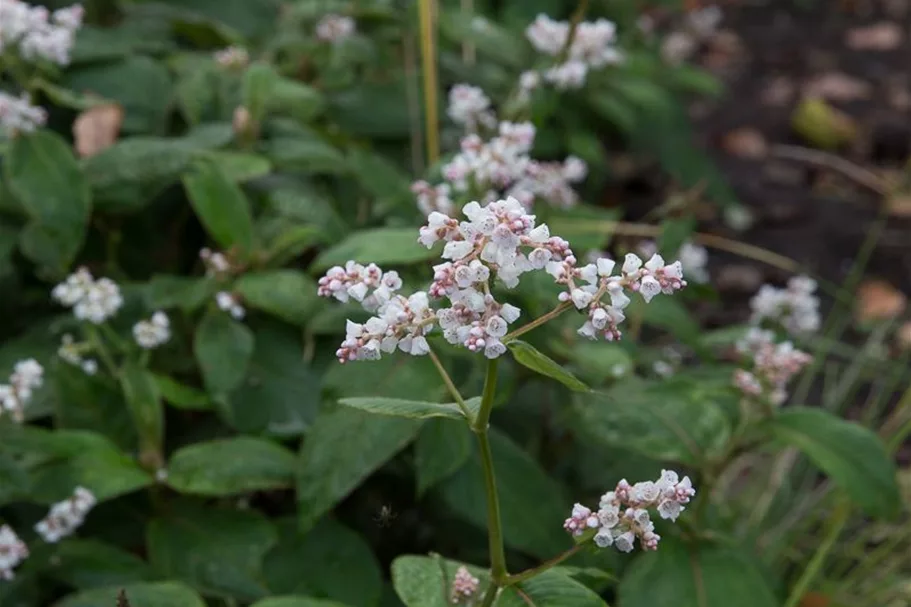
767;407;902;519
560;342;633;384
269;79;325;124
56;582;205;607
53;362;136;450
618;537;779;607
226;324;321;437
251;598;350;607
507;341;590;392
4;131;91;275
347;148;411;202
119;364;164;463
438;12;528;68
391;555;489;607
496;569;609;607
439;428;568;559
147;501;277;601
323;354;445;401
198;150;272;182
153;375;212;411
314;227;436;270
235;270;320;325
146;275;215;313
416;419;472;496
183;161;256;256
337;396;480;421
63;56;173;134
264;518;382;606
194;310;255;396
265;138;346;174
167;437;296;496
243;63;279;122
50;540;153;589
328;81;412;138
297;405;422;532
572;378;732;466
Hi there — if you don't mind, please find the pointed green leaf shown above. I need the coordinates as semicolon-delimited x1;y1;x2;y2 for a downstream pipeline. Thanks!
194;310;255;395
496;569;609;606
56;582;205;607
391;555;489;607
153;375;211;411
416;419;471;496
507;341;590;392
235;270;321;325
50;540;153;589
337;396;480;421
243;63;279;122
183;161;255;256
167;437;296;496
251;599;349;607
119;363;164;462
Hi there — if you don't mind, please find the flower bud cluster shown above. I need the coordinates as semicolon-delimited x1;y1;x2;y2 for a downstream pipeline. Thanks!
637;239;709;284
0;91;46;135
52;267;124;324
200;248;235;277
734;328;811;406
450;565;480;605
564;470;695;552
0;525;28;580
58;334;98;375
216;291;246;320
317;260;404;311
0;0;83;65
132;312;171;349
34;486;96;543
750;275;820;335
525;14;623;90
315;14;355;43
412;181;454;217
0;359;43;422
447;84;496;132
214;45;249;69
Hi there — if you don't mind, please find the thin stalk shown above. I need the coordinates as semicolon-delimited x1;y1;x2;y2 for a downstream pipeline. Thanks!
460;0;476;65
474;359;507;586
506;545;584;586
782;499;850;607
85;325;119;377
503;301;573;343
428;347;473;421
479;583;499;607
417;0;440;164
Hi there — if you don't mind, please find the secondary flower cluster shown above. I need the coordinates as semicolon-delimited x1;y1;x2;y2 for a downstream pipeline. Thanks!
0;91;46;135
315;13;355;43
319;197;686;363
214;45;249;69
34;486;96;543
200;248;247;320
0;0;83;65
750;275;820;335
564;470;695;552
450;565;480;605
733;328;812;407
58;334;98;375
525;14;623;89
0;359;43;422
636;239;710;285
52;267;124;324
0;525;27;580
132;312;171;349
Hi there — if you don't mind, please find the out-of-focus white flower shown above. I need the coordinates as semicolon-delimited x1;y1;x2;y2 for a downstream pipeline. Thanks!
411;181;454;216
215;292;245;320
52;267;123;324
0;91;47;136
200;248;233;277
566;470;694;552
57;334;97;375
132;312;171;349
734;327;811;406
0;359;43;422
450;566;480;604
447;84;496;130
544;60;589;90
723;205;755;232
0;0;83;65
0;525;28;580
213;45;248;69
526;14;623;89
750;275;820;335
34;486;96;543
315;13;355;43
678;241;709;284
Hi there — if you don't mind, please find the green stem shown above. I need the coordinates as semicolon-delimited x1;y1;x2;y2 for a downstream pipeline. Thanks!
428;347;473;422
474;359;507;587
479;582;499;607
782;498;850;607
506;545;583;586
85;325;119;377
503;301;572;344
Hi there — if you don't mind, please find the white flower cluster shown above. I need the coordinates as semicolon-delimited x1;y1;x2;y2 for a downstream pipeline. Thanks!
315;14;355;43
34;486;96;543
319;197;686;363
734;328;811;406
58;334;98;375
564;470;695;552
750;275;820;335
447;84;496;131
637;239;709;284
450;565;480;604
0;525;28;580
213;45;248;69
525;14;623;89
415;116;587;213
0;91;46;135
200;247;233;277
215;292;245;320
0;0;83;65
132;312;170;349
52;267;124;324
0;359;43;422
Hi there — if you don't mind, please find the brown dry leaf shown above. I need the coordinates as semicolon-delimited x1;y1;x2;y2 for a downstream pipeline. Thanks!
855;279;907;323
803;72;872;102
721;127;768;159
885;192;911;217
798;592;830;607
73;103;123;158
846;22;903;50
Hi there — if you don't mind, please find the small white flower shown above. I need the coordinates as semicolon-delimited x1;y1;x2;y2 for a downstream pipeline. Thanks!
132;311;171;349
315;13;355;43
0;525;28;580
52;268;123;324
215;292;245;320
34;486;96;543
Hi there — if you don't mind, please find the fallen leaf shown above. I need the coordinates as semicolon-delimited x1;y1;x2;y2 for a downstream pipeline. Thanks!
791;97;857;150
722;127;768;159
72;103;123;158
846;22;903;50
804;72;872;102
856;279;907;324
